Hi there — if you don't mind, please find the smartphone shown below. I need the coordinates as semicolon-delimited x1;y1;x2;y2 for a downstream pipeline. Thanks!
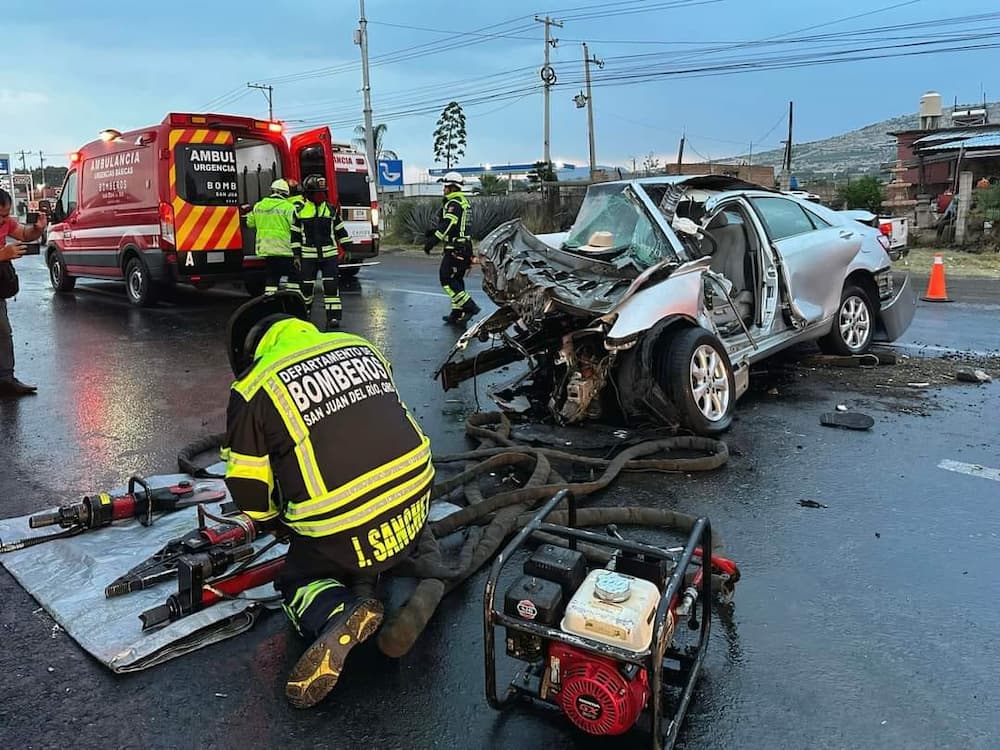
17;243;41;256
26;211;38;225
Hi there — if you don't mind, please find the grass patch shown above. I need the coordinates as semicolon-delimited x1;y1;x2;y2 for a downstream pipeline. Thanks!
898;247;1000;279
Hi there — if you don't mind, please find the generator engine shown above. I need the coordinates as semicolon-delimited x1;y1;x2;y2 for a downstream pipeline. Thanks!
502;545;671;737
486;490;738;750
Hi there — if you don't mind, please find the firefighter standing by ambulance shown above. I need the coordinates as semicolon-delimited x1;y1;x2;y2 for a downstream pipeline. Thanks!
291;174;353;330
223;292;434;708
424;171;481;324
246;179;300;296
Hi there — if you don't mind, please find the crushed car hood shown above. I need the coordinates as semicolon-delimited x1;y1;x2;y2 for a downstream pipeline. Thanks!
479;220;649;319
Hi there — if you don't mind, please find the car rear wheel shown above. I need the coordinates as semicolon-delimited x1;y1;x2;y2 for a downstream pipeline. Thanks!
819;285;874;355
658;327;735;435
339;267;360;280
125;257;158;307
48;250;76;292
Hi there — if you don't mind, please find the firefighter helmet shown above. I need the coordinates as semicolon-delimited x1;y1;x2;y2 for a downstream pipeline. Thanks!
226;291;308;375
442;171;464;187
302;174;328;193
270;179;290;197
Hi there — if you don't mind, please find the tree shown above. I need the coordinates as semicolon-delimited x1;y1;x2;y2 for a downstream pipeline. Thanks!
641;152;661;176
526;160;557;190
836;176;885;213
353;123;398;160
433;101;467;169
476;173;506;196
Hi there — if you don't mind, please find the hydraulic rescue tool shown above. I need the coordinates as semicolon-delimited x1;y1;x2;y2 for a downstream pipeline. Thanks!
484;490;740;750
138;548;287;631
0;477;227;554
105;505;267;598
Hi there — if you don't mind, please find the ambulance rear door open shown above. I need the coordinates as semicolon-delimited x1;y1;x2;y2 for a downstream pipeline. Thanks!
290;127;339;205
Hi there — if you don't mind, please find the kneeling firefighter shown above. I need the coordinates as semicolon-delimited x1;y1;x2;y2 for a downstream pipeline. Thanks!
223;292;434;708
291;174;353;330
424;171;481;325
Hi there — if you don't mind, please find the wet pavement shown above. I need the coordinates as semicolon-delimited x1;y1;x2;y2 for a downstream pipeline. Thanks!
2;253;998;749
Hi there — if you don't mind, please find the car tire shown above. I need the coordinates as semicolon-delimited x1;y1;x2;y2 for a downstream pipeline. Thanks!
659;327;735;435
819;285;874;355
48;250;76;292
124;257;158;307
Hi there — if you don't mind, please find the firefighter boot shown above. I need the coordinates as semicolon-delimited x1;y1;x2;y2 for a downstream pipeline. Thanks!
442;309;464;325
458;300;481;324
285;597;384;709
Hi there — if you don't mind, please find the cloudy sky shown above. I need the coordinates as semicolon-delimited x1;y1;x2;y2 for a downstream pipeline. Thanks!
4;0;998;180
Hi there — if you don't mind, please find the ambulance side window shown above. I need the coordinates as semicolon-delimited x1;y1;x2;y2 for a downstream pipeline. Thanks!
61;171;79;215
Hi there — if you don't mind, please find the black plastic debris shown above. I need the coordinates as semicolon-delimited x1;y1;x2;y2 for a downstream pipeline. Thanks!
820;411;875;431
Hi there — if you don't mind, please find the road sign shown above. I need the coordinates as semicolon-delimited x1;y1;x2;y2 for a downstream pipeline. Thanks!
377;159;403;189
0;154;9;175
12;174;31;184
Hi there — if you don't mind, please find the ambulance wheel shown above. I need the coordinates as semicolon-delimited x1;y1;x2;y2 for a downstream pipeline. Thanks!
48;250;76;292
124;257;158;307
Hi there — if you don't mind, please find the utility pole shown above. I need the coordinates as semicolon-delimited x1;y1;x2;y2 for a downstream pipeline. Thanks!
356;0;377;180
580;43;602;180
247;83;274;120
534;15;563;167
781;100;794;190
676;132;686;172
38;151;45;189
17;150;29;173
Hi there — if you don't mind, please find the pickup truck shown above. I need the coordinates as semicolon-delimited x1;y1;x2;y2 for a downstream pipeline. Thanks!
841;210;909;261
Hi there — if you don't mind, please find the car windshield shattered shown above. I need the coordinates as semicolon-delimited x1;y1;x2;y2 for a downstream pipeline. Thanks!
562;183;678;269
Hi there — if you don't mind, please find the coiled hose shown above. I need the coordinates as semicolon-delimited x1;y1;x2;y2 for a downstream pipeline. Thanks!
176;412;731;659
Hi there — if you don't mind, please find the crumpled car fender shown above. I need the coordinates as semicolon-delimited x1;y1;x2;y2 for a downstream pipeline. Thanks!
605;259;710;348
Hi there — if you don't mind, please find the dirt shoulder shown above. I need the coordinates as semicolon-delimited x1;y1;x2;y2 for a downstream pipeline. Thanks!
899;247;1000;279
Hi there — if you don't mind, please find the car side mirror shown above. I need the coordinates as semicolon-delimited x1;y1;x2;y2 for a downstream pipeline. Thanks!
50;203;64;223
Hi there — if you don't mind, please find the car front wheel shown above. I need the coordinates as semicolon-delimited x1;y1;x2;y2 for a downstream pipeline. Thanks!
659;327;735;435
820;285;874;355
48;250;76;292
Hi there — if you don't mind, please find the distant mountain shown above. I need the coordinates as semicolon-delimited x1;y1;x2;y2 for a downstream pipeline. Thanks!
732;102;1000;178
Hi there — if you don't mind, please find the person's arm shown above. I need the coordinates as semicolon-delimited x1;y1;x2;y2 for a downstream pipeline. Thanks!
221;390;280;522
8;213;46;243
330;204;352;258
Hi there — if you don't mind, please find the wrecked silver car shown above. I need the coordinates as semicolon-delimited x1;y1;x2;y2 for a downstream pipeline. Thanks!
437;176;916;435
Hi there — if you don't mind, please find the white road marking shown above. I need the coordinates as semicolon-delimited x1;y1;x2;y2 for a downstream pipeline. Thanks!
938;459;1000;483
385;287;449;299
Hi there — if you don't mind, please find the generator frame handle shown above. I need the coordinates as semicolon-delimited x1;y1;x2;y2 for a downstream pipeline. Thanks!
483;488;712;750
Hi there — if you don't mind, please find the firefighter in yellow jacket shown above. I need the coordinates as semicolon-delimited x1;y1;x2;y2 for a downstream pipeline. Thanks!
222;292;433;708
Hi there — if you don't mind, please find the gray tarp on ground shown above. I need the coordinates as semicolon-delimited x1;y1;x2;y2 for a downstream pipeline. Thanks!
0;470;284;673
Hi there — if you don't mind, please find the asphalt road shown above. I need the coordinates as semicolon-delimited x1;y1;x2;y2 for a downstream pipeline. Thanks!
1;253;998;749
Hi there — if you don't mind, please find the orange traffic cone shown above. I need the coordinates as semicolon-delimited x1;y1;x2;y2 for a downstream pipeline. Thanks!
921;253;952;302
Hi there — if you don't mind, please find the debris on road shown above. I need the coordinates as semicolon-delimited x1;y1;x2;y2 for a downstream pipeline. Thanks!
955;367;993;384
820;411;875;431
798;499;828;509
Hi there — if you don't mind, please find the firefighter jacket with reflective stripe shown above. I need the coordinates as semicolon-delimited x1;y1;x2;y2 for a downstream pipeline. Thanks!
434;191;472;261
291;200;353;260
223;319;433;574
247;194;296;257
